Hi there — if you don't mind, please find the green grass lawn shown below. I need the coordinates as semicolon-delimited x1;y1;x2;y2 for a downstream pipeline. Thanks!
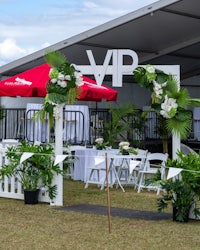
0;179;200;250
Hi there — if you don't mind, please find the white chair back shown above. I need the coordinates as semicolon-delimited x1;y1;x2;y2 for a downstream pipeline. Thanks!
144;152;168;172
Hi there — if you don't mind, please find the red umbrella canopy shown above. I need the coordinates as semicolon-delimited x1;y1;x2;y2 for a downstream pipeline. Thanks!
79;75;117;102
0;64;50;97
0;63;117;101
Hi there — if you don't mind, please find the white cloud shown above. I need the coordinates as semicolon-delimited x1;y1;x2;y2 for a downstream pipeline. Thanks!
0;38;36;65
0;0;159;66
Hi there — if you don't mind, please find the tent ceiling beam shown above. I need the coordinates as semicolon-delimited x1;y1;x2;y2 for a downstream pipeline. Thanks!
162;8;200;20
140;36;200;63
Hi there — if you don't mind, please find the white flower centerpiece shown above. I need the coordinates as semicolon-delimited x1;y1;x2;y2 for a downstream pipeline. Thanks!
119;141;137;155
95;138;108;150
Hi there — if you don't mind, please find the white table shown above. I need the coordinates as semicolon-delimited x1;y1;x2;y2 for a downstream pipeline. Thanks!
63;105;89;144
74;147;97;181
73;148;140;191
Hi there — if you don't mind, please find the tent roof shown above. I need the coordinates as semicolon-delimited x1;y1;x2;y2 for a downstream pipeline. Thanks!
0;0;200;84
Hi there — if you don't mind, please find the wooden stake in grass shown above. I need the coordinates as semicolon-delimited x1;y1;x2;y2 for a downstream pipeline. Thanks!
105;152;111;233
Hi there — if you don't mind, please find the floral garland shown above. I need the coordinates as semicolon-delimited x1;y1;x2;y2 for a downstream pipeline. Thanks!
38;51;84;126
133;65;200;139
46;55;83;106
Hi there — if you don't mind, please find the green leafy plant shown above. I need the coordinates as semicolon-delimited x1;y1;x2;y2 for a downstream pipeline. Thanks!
103;104;138;147
157;179;195;222
0;141;69;200
157;151;200;222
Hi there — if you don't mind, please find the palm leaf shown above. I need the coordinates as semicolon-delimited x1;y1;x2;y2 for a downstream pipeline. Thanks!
170;88;190;109
189;98;200;107
165;75;179;93
166;111;192;139
47;92;68;104
45;50;66;68
67;88;79;104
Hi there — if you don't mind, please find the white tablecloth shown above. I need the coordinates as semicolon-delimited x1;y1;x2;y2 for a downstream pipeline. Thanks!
63;105;89;144
73;148;119;182
26;104;89;144
26;103;49;143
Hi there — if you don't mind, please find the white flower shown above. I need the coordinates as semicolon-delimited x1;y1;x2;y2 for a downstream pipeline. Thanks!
65;75;71;81
153;81;163;99
60;81;67;88
50;78;57;84
146;65;155;74
57;80;67;88
95;138;104;144
119;141;130;148
74;71;83;87
153;81;167;99
161;95;178;110
58;73;65;81
122;145;130;150
160;95;178;118
53;106;61;119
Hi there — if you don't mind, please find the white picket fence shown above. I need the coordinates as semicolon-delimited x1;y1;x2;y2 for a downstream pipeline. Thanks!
0;143;62;205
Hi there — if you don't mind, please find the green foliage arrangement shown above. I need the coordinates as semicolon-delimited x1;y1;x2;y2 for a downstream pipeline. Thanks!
133;65;200;139
157;179;195;222
37;51;83;126
157;151;200;222
0;141;67;200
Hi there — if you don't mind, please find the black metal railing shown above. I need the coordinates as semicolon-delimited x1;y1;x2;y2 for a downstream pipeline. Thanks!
0;107;174;146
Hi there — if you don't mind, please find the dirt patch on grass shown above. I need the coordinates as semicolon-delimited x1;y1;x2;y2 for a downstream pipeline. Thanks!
59;204;172;221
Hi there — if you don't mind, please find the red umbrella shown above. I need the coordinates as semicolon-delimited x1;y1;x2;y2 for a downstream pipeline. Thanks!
0;63;117;101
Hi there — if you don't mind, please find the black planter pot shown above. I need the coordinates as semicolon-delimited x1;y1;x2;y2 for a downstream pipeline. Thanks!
24;189;39;205
173;206;190;222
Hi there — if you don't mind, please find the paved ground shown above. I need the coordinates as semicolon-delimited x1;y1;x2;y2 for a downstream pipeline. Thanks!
59;204;172;221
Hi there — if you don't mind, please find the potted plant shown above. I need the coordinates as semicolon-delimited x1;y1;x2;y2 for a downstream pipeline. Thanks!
157;179;195;222
0;141;67;204
157;151;200;222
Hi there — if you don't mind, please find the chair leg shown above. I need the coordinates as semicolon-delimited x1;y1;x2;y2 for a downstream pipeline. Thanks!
137;172;144;193
85;169;95;188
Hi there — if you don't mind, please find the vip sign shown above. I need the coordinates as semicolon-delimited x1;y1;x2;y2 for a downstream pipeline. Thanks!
77;49;138;87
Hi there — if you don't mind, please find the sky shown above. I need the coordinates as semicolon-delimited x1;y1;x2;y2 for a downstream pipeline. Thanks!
0;0;159;66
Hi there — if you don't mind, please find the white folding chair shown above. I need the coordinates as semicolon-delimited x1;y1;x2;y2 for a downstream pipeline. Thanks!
84;154;107;190
126;149;148;188
181;143;198;155
137;152;168;194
